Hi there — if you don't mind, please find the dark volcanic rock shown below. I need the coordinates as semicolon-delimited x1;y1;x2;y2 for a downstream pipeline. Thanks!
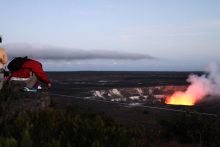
3;90;50;111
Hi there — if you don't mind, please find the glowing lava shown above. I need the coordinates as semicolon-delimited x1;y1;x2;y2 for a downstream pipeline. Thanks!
165;91;196;106
165;62;220;105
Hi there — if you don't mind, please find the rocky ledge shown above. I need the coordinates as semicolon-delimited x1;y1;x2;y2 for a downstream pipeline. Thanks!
2;90;50;111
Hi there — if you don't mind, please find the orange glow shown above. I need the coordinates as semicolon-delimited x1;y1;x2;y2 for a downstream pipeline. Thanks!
165;91;196;106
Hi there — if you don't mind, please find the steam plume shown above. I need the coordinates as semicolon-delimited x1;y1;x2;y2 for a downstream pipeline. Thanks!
3;43;155;60
166;62;220;105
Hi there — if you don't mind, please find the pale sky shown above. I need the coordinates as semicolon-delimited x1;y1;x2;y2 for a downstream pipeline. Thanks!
1;0;220;71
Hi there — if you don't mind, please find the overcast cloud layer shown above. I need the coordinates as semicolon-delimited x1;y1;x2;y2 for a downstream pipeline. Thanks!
3;43;155;61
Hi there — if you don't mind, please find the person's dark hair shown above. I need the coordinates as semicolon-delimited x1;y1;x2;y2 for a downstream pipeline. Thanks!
0;36;2;43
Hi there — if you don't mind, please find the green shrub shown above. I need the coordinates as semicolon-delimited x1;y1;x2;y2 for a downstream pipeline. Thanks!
49;98;58;108
0;136;17;147
20;129;33;147
160;109;220;146
1;103;220;146
0;104;160;146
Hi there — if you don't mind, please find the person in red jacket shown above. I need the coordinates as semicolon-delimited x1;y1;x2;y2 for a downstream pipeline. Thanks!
10;59;51;91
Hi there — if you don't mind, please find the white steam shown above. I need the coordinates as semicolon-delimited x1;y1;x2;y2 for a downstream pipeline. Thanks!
185;62;220;103
166;62;220;105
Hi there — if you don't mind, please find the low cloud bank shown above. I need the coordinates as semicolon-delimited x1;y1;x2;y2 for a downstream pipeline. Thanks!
3;43;155;60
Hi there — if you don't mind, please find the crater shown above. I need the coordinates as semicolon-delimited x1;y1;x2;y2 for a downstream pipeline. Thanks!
91;85;188;104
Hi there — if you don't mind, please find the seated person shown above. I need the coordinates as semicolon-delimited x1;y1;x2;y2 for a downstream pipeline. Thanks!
10;58;51;92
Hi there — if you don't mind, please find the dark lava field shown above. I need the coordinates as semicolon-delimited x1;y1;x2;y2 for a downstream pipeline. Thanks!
46;71;195;95
45;71;220;125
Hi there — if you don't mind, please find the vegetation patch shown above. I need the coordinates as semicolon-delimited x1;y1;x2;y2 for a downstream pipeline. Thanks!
0;104;161;147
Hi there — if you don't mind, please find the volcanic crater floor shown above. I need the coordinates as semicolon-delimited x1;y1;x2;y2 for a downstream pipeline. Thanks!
46;71;220;126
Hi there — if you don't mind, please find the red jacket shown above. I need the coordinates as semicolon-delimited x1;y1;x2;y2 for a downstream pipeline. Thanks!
10;59;50;84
